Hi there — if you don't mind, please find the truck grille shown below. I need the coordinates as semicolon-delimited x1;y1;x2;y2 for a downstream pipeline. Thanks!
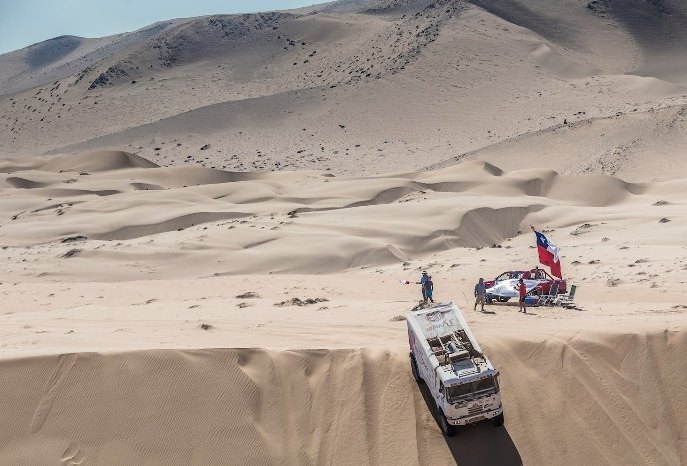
468;404;484;415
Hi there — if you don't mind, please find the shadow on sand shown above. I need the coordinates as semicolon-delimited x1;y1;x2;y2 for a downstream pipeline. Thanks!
417;379;522;466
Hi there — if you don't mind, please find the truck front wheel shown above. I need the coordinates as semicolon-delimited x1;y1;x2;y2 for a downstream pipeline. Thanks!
409;353;423;384
491;413;504;427
438;410;457;437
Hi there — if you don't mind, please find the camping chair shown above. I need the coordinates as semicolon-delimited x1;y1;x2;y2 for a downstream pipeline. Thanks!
539;282;560;306
554;285;577;308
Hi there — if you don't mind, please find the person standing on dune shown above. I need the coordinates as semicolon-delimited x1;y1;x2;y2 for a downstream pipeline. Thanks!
417;271;429;303
474;278;487;312
517;278;527;314
425;276;435;303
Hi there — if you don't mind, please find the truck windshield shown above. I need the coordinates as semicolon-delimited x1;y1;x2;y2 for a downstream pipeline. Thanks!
446;376;498;402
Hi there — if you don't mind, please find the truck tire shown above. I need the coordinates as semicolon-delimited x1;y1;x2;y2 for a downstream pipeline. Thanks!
438;409;457;437
409;353;423;384
491;413;504;427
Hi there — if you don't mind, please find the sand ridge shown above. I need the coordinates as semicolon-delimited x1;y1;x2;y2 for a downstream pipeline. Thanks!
1;329;686;464
1;151;685;280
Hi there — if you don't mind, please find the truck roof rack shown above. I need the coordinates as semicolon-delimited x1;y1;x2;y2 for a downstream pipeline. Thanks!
427;329;483;367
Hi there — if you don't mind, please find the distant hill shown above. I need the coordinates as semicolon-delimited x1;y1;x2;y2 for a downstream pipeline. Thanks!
0;20;187;95
0;0;685;179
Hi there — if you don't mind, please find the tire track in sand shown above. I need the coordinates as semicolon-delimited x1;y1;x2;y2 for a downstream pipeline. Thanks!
30;353;78;433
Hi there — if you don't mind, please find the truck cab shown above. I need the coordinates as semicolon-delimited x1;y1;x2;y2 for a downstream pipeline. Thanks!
407;303;504;436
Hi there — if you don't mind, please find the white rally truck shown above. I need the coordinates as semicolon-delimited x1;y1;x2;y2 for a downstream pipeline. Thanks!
407;302;504;436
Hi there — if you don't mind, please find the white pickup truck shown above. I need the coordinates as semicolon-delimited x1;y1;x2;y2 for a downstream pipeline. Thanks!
407;302;504;436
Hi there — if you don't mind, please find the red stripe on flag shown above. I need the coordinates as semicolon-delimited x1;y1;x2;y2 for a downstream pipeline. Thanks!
537;244;562;278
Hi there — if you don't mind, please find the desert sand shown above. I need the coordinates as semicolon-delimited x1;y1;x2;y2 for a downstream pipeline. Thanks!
1;0;686;464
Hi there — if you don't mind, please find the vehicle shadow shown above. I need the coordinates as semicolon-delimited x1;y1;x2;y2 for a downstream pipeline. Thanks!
488;303;549;315
417;380;522;466
489;301;584;313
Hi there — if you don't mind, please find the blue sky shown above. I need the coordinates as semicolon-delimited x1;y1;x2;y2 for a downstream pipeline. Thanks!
0;0;329;54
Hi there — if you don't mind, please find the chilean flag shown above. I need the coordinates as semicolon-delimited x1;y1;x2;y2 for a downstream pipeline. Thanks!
533;228;562;278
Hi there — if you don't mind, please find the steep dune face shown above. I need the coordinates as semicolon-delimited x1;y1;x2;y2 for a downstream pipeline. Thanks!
1;329;684;465
0;348;466;465
489;329;687;465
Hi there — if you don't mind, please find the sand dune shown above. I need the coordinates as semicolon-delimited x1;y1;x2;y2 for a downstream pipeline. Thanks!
1;146;686;462
2;151;685;277
2;0;687;464
1;328;685;465
0;150;158;174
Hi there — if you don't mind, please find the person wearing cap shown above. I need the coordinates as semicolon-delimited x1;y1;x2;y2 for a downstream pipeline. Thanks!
417;271;429;303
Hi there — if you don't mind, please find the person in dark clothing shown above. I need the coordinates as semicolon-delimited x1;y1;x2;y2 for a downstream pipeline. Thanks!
517;278;527;314
417;271;429;303
424;276;435;303
474;278;487;312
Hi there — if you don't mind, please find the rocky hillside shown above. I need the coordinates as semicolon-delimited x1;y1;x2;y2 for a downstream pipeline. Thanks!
0;0;685;179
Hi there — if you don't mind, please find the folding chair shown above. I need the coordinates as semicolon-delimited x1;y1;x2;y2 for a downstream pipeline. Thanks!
539;282;560;306
554;285;577;308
